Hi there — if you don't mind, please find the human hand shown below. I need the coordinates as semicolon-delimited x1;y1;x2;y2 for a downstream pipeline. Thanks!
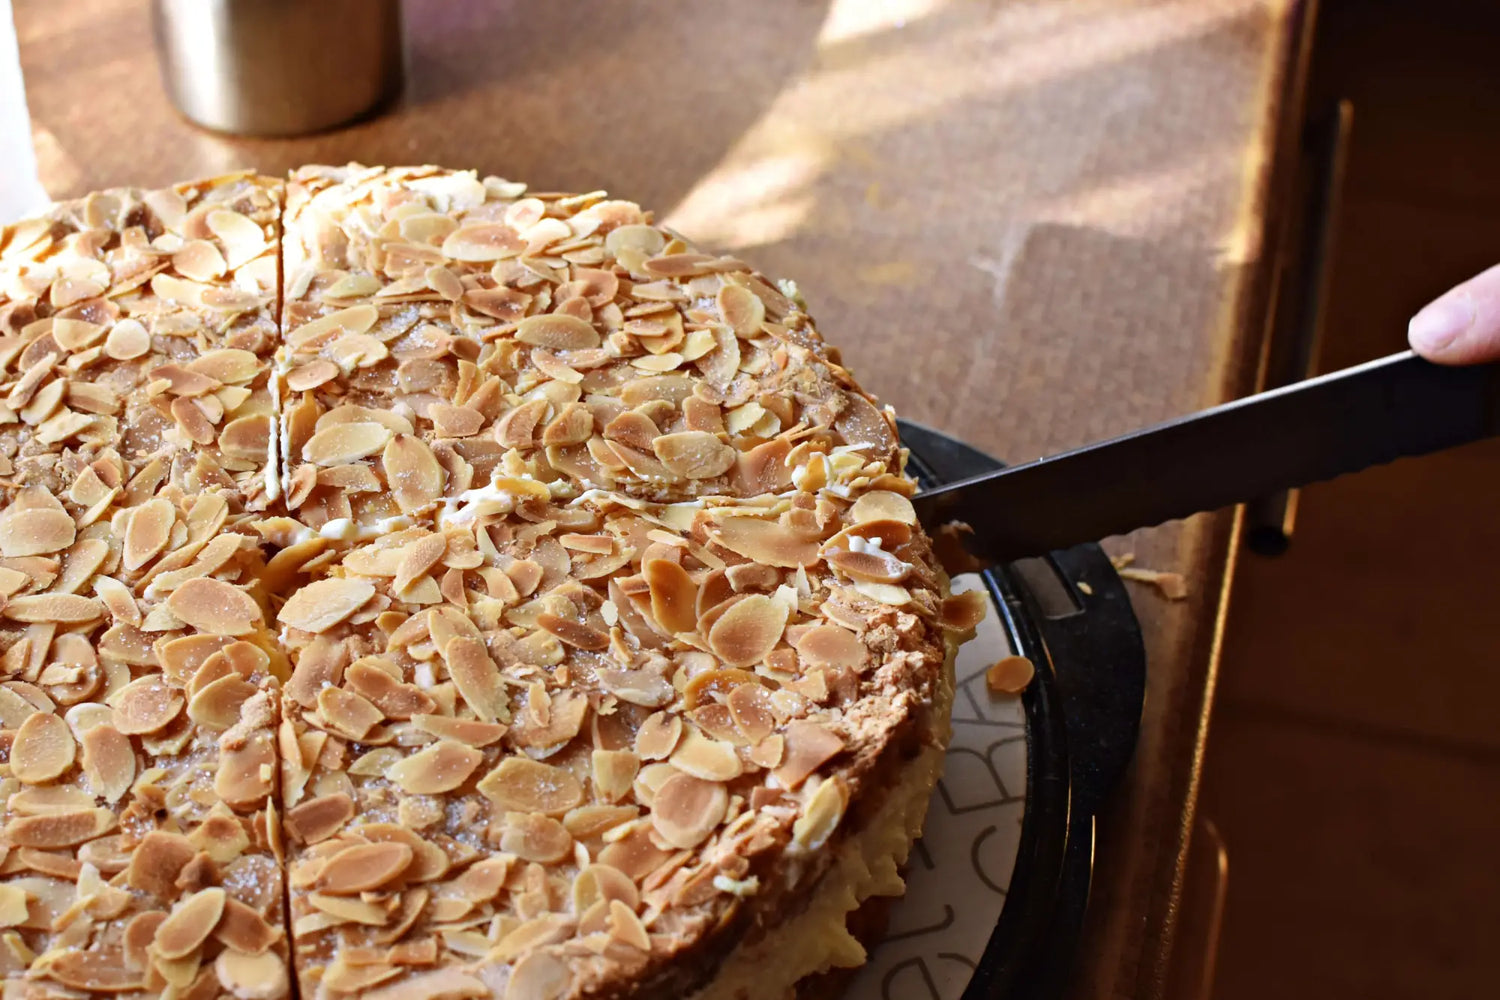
1408;263;1500;364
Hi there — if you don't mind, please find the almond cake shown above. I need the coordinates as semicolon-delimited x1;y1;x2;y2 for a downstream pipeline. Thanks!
0;165;986;1000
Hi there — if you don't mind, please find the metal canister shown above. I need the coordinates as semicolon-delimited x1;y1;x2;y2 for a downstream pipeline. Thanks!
150;0;404;137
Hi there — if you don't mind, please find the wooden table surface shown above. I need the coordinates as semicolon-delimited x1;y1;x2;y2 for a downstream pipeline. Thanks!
12;1;1299;996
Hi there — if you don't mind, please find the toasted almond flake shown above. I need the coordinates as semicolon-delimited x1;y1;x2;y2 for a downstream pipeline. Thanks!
501;812;573;864
154;886;226;959
214;897;281;954
123;497;175;570
669;728;743;781
167;577;263;635
591;750;640;802
478;757;583;815
0;507;76;557
104;318;151;360
850;489;916;525
412;714;507;746
111;677;184;734
215;729;275;805
77;722;135;809
127;829;196;898
536;612;609;650
444;636;509;722
0;885;28;927
383;434;445;513
11;712;75;783
207;208;267;267
5;806;113;847
775;721;846;789
635;712;682;760
607;898;652;951
389;740;483;794
516;313;601;350
285;792;355;844
651;773;727;849
303;421;393;466
939;589;988;631
793;776;848;849
707;594;787;668
44;950;142;992
215;949;289;1000
726;683;777;743
316;686;383;740
279;577;375;633
792;624;869;672
986;655;1035;694
172;239;227;281
316;841;414;893
504;951;570;1000
710;515;819;568
652;431;736;479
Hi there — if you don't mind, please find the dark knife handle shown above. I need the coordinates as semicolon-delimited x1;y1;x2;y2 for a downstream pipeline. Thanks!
913;351;1500;564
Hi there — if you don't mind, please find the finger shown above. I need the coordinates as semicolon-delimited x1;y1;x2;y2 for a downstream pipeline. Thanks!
1408;262;1500;365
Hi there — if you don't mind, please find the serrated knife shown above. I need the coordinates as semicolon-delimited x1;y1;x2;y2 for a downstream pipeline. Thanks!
911;351;1500;562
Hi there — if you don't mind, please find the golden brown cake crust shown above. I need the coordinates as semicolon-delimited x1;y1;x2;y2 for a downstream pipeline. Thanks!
0;164;978;1000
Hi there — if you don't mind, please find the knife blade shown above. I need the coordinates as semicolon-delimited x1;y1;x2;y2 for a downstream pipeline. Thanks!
911;351;1500;563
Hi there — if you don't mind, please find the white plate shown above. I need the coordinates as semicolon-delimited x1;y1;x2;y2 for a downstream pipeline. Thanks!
847;573;1026;1000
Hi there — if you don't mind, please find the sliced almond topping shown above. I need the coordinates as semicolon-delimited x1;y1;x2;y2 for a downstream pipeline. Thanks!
285;793;355;844
849;489;916;525
128;830;196;899
536;612;609;651
316;841;414;894
214;897;280;955
504;951;570;1000
669;728;743;782
187;674;258;729
441;223;524;262
591;750;640;802
444;636;508;722
716;284;766;336
394;533;447;594
4;593;104;624
346;660;436;719
215;948;289;1000
166;577;263;636
727;683;777;743
154;886;226;959
316;686;383;740
104;318;151;360
652;431;736;480
111;677;185;734
389;740;483;794
500;812;573;864
710;516;819;568
412;714;507;746
215;730;275;806
940;589;988;631
279;577;375;633
44;951;142;992
775;721;845;789
11;712;76;783
477;757;583;816
302;421;393;466
827;546;909;584
707;594;788;668
792;624;869;672
0;507;76;557
792;776;848;850
634;712;682;761
651;773;727;849
515;313;600;350
5;806;113;847
607;898;652;951
643;558;698;634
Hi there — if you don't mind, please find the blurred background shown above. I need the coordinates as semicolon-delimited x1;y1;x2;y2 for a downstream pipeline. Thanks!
3;1;1497;998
